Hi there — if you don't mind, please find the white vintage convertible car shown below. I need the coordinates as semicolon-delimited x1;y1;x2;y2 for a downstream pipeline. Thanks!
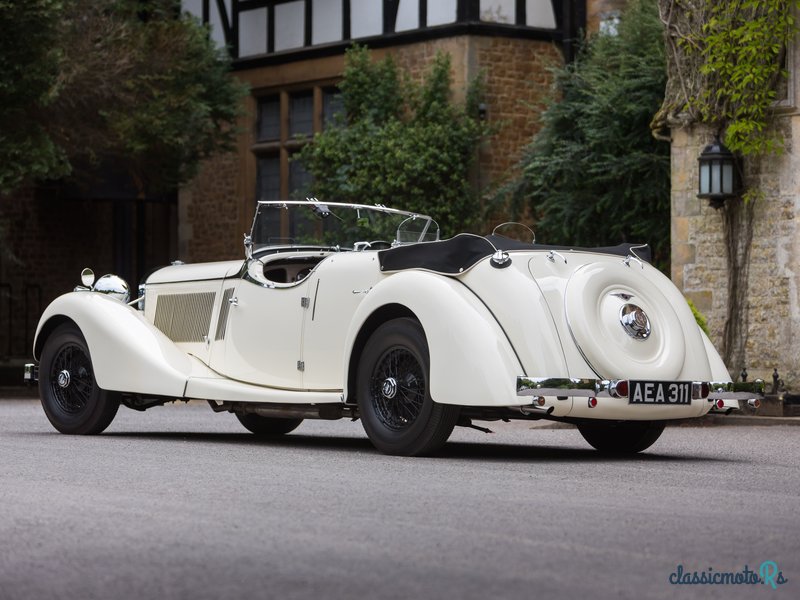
25;200;763;455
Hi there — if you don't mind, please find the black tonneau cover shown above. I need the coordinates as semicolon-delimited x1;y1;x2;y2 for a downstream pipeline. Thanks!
378;233;651;275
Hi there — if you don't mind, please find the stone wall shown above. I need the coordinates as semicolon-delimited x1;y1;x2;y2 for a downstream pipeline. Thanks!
671;123;800;389
179;150;244;264
472;36;561;186
394;35;560;186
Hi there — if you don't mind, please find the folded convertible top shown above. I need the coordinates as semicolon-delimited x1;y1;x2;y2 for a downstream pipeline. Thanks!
378;233;651;275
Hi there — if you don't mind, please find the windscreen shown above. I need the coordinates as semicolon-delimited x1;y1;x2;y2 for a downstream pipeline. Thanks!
250;201;439;252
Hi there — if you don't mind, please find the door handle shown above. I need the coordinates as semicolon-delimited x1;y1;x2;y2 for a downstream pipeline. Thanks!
228;296;238;306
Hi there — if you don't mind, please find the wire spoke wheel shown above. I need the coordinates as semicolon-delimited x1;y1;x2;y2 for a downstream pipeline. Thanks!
357;318;459;456
39;323;119;435
369;347;426;431
49;343;95;415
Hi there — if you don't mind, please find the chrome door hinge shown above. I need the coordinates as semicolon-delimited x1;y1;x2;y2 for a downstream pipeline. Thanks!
300;297;310;308
297;361;305;372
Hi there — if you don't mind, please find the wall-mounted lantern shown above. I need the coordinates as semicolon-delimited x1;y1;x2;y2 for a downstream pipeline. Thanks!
697;137;739;208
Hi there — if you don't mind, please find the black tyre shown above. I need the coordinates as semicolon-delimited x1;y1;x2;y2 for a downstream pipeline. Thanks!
236;413;303;436
38;323;120;435
577;421;665;454
356;318;459;456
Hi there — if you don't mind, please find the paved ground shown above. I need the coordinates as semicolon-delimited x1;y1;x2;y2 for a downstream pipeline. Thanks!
1;398;798;600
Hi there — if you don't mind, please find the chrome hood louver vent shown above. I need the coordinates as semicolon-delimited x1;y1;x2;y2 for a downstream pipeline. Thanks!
153;292;216;343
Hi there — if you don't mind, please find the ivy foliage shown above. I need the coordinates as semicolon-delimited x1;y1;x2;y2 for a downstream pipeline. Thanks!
297;46;488;236
657;0;800;156
507;0;670;269
686;297;710;335
0;0;248;196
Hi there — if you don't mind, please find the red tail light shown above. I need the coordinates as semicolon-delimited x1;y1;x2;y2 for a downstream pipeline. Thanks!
588;397;598;408
610;380;629;398
715;399;725;409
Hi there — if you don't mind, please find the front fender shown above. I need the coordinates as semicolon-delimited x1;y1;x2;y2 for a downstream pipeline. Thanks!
342;271;524;406
34;292;193;397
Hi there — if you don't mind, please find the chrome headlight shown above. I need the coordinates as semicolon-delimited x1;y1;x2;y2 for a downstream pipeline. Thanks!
93;274;130;303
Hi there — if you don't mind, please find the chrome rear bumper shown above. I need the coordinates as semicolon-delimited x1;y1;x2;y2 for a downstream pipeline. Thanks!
517;376;765;400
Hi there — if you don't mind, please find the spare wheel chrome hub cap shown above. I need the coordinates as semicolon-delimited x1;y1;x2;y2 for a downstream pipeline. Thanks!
620;303;651;339
57;369;71;388
381;377;398;399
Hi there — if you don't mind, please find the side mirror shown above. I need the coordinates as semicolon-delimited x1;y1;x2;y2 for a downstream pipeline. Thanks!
243;234;253;260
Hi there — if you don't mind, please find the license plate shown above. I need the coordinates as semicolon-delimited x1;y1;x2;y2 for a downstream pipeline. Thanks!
629;381;692;405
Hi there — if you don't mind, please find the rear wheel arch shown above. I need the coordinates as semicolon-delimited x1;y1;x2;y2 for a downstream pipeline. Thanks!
346;303;418;405
355;316;459;455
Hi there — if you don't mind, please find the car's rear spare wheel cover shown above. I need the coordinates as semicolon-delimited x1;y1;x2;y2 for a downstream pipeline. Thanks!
564;262;685;380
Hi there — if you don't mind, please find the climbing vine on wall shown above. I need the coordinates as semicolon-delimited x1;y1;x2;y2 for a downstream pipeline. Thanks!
655;0;799;156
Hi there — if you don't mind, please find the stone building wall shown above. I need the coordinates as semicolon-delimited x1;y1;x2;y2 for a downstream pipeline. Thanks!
472;37;561;185
394;35;560;186
671;122;800;389
179;150;244;264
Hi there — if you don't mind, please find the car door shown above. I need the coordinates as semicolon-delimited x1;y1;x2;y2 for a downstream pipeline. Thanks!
300;252;382;390
210;259;309;389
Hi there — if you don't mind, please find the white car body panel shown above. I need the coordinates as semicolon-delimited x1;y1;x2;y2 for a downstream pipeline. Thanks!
301;252;383;389
526;252;714;381
213;276;307;388
184;374;341;404
342;270;524;408
146;260;242;284
35;293;193;397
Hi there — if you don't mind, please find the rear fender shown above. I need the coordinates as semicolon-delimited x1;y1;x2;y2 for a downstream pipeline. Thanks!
34;292;193;397
343;271;524;406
